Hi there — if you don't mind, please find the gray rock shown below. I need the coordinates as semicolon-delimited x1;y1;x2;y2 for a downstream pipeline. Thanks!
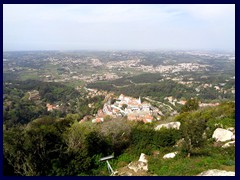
197;169;235;176
222;141;235;148
128;161;148;172
163;152;178;159
212;128;233;142
127;153;149;172
138;153;148;163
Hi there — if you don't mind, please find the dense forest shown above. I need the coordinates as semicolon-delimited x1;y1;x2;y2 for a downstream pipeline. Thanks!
3;80;104;128
87;73;234;101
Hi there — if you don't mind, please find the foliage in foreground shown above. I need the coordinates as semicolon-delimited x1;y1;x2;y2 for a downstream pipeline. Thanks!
4;102;235;176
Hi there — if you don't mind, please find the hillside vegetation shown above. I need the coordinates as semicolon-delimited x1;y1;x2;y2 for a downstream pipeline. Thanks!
4;102;235;176
87;73;235;101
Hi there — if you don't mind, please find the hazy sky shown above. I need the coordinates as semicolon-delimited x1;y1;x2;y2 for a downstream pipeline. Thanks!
3;4;235;51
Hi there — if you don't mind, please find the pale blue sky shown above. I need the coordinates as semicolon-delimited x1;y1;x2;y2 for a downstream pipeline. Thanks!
3;4;235;51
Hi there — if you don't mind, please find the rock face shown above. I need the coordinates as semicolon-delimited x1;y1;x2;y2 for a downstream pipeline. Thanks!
163;152;178;159
128;153;148;172
114;153;149;176
128;161;148;172
212;128;233;142
197;169;235;176
138;153;148;163
155;122;181;131
222;141;235;148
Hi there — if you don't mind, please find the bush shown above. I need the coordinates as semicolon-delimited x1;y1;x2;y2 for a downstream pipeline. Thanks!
130;124;181;155
179;118;207;157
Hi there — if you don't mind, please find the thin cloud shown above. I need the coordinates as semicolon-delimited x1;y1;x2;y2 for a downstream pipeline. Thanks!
3;4;235;51
4;4;235;23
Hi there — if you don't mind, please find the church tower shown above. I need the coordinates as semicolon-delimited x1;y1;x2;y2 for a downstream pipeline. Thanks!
138;96;141;104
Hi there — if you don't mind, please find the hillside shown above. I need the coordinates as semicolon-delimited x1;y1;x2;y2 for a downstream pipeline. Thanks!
4;102;235;176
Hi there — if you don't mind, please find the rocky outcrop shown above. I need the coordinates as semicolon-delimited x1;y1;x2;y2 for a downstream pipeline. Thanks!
128;153;148;172
197;169;235;176
212;128;233;142
155;122;181;131
138;153;148;163
163;152;178;159
114;153;150;176
128;161;148;172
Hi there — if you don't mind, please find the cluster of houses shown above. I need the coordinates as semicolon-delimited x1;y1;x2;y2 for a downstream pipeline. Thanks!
83;87;109;98
92;94;161;123
164;96;221;108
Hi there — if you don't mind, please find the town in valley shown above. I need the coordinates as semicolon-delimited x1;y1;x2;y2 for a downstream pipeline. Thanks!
3;50;235;123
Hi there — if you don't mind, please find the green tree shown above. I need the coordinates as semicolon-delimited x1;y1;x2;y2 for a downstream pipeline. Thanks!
180;118;207;157
98;119;133;155
4;117;70;176
4;126;38;176
181;98;199;113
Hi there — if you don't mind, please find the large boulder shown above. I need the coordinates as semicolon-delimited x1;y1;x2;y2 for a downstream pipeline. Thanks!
212;128;233;142
163;152;178;159
155;122;181;131
197;169;235;176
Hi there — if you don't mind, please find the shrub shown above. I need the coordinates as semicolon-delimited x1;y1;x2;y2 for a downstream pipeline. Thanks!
180;118;207;157
130;125;181;155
